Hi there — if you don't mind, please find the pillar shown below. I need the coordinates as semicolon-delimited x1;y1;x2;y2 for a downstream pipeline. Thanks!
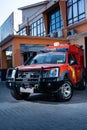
59;0;68;37
1;50;7;69
43;13;49;36
12;43;21;67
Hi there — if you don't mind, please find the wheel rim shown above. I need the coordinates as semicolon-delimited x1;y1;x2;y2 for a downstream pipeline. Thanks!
61;82;71;98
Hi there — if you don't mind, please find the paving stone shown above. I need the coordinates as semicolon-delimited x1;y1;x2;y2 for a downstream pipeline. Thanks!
0;82;87;130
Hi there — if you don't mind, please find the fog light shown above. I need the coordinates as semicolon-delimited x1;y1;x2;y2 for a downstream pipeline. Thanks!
48;83;51;87
9;83;12;87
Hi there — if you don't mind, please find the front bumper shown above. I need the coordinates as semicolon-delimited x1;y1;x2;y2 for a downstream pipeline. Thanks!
6;67;62;93
6;78;63;93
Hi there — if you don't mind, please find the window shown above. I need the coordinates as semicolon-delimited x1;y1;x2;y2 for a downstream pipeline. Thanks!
18;27;26;36
30;53;66;65
67;0;85;25
48;8;63;34
30;18;46;37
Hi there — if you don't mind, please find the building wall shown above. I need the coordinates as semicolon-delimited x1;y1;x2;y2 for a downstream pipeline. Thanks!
1;0;87;69
16;0;87;37
20;3;48;29
70;37;85;48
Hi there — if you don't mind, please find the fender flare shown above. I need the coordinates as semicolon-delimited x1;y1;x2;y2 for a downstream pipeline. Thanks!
60;70;70;80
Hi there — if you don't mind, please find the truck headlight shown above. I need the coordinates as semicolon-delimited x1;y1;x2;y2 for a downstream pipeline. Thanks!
45;68;59;78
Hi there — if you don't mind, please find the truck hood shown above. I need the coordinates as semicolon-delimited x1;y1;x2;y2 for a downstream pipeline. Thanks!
17;64;61;71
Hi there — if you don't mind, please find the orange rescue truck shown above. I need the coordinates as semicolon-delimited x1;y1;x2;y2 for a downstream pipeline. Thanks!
6;43;87;101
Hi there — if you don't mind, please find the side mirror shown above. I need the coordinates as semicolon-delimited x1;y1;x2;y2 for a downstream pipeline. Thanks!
33;59;37;64
70;60;75;65
69;60;77;65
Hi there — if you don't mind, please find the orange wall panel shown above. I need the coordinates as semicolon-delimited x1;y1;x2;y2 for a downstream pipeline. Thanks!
76;23;87;34
1;51;7;69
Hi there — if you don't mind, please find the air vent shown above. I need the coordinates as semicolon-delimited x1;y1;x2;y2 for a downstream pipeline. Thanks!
49;30;63;38
68;29;76;36
50;32;58;38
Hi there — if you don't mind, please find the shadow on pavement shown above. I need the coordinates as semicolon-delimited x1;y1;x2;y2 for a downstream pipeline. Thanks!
0;81;87;105
26;88;87;105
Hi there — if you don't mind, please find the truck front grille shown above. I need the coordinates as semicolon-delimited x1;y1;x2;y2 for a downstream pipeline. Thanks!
30;72;39;79
17;71;41;83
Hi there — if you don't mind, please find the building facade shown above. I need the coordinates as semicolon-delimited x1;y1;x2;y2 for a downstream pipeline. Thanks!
0;0;87;69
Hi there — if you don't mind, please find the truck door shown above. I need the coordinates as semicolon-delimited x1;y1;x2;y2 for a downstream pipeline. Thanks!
68;54;81;83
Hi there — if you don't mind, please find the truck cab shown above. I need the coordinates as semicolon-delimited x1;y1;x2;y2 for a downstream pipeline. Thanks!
6;43;87;101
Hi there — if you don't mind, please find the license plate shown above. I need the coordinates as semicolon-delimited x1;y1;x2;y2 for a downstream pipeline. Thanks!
20;87;34;93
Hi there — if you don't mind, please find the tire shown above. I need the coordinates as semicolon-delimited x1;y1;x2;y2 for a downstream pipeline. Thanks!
82;79;87;90
78;79;87;90
56;80;73;102
78;69;87;90
11;88;30;100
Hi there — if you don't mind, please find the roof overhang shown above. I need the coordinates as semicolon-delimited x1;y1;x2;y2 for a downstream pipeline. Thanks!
0;34;68;47
18;1;49;10
0;35;14;47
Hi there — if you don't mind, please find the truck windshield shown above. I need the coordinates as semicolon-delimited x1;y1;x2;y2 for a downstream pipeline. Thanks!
30;53;66;64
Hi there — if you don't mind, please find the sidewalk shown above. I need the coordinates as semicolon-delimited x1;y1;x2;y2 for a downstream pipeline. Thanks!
0;81;6;87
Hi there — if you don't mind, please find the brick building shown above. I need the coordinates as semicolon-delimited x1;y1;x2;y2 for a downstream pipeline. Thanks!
0;0;87;69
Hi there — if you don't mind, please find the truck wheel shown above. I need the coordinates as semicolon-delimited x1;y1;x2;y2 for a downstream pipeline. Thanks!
81;69;87;89
78;79;87;90
78;69;87;90
11;88;30;100
56;80;73;101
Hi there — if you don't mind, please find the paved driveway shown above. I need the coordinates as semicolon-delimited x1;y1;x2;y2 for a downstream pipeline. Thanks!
0;82;87;130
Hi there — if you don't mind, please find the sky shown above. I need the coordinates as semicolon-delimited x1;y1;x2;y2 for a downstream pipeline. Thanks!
0;0;45;27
